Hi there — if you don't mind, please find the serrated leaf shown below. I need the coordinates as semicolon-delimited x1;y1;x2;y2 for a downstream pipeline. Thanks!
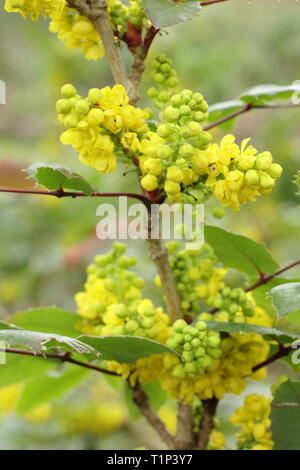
204;225;279;278
240;83;300;105
271;380;300;450
252;277;298;317
79;335;179;363
0;354;59;387
142;0;201;28
16;365;90;414
205;321;300;343
0;329;99;358
25;163;94;195
8;307;80;338
268;283;300;319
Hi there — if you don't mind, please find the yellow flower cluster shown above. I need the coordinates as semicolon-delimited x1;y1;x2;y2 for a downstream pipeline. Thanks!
160;331;269;402
58;84;148;173
25;404;52;424
75;241;273;404
76;243;169;342
0;384;21;414
199;135;282;210
4;0;147;60
49;6;104;61
4;0;65;21
230;394;274;450
63;402;127;436
208;430;226;450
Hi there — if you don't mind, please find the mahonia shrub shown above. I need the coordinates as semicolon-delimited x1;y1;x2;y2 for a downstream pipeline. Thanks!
1;0;299;453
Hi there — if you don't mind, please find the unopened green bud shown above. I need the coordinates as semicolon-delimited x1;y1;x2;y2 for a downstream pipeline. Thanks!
56;99;72;115
61;84;77;98
245;169;260;186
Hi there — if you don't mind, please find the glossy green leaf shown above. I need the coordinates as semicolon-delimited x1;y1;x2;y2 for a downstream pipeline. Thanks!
80;335;179;363
204;225;279;277
205;321;300;343
271;380;300;450
0;329;99;358
268;283;300;319
240;83;300;105
8;307;80;338
142;0;201;28
26;163;94;195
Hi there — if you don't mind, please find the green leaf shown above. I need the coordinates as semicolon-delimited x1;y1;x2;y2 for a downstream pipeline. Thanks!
0;320;20;330
16;365;90;414
8;307;80;338
0;354;59;387
271;380;300;450
252;277;296;317
0;329;99;358
268;283;300;319
239;83;300;105
79;335;179;364
205;321;300;343
204;225;279;278
142;0;201;29
25;163;94;195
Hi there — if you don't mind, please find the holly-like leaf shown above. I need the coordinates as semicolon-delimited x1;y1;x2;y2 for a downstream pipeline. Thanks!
239;83;300;105
142;0;201;29
271;380;300;450
16;365;90;414
205;321;300;343
0;329;99;358
204;225;279;278
267;283;300;319
79;335;179;363
8;307;80;338
25;163;94;195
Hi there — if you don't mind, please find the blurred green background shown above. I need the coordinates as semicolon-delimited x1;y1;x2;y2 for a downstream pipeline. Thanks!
0;0;300;449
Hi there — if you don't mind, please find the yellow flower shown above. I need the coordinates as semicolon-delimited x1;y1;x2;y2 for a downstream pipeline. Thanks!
230;394;274;450
0;384;21;414
5;0;65;21
26;404;52;424
49;7;104;61
209;430;226;450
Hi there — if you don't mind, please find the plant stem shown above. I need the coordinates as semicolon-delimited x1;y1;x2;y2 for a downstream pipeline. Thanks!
146;206;183;322
0;347;119;376
201;0;230;6
197;398;218;450
252;345;292;373
245;259;300;292
204;102;300;131
68;0;137;104
131;383;175;449
174;402;197;449
0;188;151;209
